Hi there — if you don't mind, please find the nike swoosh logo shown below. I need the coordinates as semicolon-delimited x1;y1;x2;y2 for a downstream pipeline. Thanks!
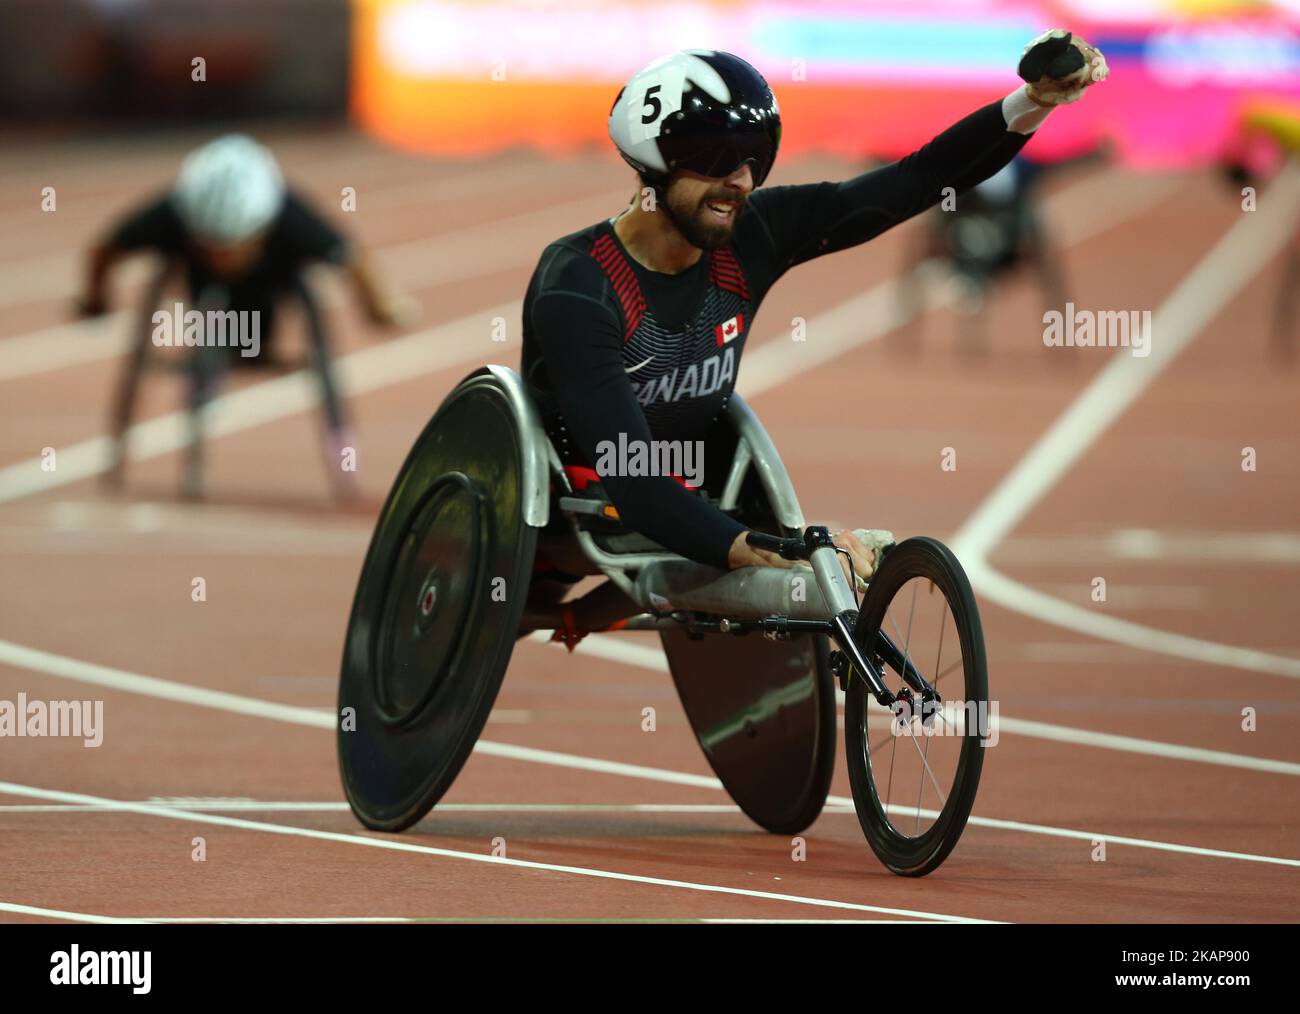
624;356;654;374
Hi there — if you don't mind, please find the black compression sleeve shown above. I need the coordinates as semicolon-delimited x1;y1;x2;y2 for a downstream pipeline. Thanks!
530;289;745;570
278;191;350;265
749;99;1030;271
106;195;186;254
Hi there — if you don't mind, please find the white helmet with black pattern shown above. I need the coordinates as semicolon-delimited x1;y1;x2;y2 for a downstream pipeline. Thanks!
608;50;782;187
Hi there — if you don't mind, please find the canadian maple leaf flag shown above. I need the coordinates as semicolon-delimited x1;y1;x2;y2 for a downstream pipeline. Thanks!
714;313;744;346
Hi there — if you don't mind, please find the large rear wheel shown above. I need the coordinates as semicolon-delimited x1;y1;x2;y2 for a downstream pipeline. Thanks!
338;379;536;832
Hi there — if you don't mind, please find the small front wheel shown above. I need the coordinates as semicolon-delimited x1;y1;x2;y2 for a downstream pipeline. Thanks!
844;537;989;876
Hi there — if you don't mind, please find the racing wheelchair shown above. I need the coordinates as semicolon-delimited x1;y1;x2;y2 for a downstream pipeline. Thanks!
337;365;989;876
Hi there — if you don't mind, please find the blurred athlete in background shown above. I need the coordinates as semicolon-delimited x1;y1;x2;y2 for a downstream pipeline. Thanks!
1222;98;1300;362
898;147;1106;357
78;133;415;499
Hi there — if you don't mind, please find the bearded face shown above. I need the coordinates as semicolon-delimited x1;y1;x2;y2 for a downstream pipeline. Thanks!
659;165;754;250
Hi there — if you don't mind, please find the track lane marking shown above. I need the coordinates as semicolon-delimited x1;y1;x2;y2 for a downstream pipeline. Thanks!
739;173;1180;398
2;636;1298;868
0;169;1159;486
0;903;404;924
0;781;984;923
554;633;1300;776
0;801;857;814
0;903;909;924
0;301;520;505
950;166;1300;679
5;167;1293;872
0;175;627;314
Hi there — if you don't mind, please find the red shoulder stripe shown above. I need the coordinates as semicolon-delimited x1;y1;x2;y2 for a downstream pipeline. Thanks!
709;248;750;299
589;233;646;340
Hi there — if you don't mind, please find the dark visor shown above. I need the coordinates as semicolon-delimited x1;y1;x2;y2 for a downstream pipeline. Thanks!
658;103;782;185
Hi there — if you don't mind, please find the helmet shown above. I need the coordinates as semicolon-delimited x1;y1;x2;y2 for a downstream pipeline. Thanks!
172;134;285;245
608;50;781;188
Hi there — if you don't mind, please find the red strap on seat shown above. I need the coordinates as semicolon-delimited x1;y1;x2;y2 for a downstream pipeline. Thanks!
562;465;690;491
564;465;601;491
549;603;588;653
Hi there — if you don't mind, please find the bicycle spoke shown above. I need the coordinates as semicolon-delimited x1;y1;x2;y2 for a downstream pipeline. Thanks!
915;720;935;834
899;718;948;809
933;656;962;687
915;599;940;835
870;725;897;755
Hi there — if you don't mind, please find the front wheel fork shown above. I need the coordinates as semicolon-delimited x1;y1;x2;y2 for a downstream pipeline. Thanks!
828;611;942;711
829;610;895;707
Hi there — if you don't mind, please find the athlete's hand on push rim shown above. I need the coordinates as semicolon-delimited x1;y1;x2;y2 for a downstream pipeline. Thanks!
727;528;884;588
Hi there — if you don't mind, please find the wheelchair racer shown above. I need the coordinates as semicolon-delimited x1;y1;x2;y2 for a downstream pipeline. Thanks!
523;36;1107;601
78;134;413;498
1221;98;1300;360
901;145;1106;354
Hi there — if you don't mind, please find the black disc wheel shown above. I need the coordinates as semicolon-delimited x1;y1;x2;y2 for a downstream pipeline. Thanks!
661;628;836;834
338;379;537;832
844;537;989;876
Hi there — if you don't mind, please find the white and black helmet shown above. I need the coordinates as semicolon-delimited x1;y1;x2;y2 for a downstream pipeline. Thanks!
172;134;285;245
608;50;782;187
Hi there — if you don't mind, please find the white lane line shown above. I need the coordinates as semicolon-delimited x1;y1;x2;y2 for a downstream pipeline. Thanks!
471;738;723;789
0;638;335;728
0;156;541;261
4;167;1290;864
0;185;626;379
1021;583;1209;610
0;168;1165;484
992;715;1300;775
0;314;134;383
529;630;669;672
0;801;854;814
699;918;931;924
951;165;1300;680
971;568;1300;679
0;903;416;924
0;902;138;924
739;264;925;396
0;499;374;555
551;632;1300;776
0;172;624;313
0;781;982;923
863;800;1300;869
2;636;1297;868
0;904;907;925
996;530;1300;567
733;170;1300;683
0;301;519;506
